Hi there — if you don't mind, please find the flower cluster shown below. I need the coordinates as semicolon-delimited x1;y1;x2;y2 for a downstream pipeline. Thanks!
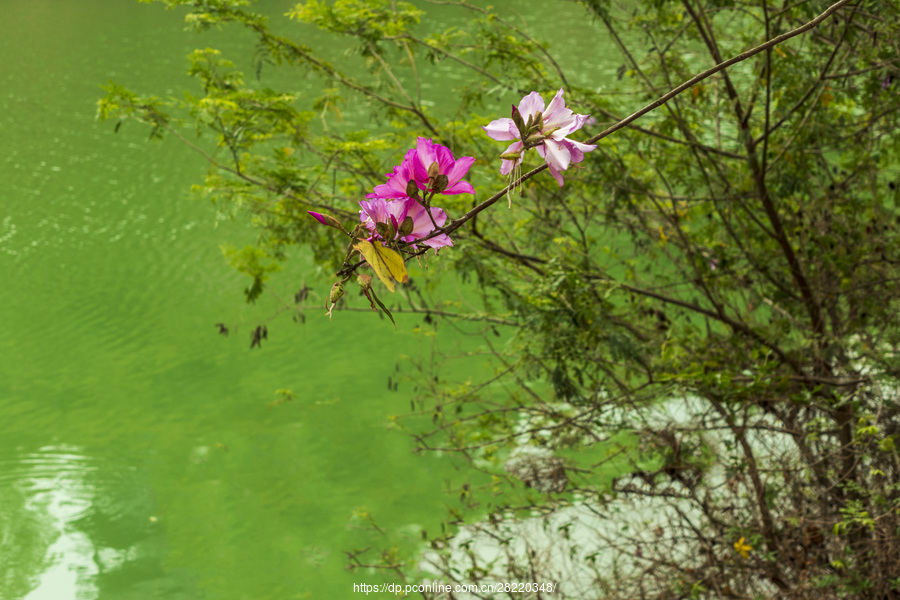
358;196;453;250
309;137;473;252
370;137;475;200
307;91;598;316
360;137;472;249
483;87;595;188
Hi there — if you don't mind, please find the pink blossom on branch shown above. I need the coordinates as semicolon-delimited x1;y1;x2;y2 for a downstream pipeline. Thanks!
483;88;596;187
368;137;475;198
412;137;475;195
366;137;475;198
359;197;453;250
366;148;420;199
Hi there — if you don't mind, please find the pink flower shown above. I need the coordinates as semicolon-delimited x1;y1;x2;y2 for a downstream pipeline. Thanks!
359;197;453;250
483;88;596;187
307;211;329;226
412;137;475;195
368;137;474;198
358;197;407;232
368;148;419;199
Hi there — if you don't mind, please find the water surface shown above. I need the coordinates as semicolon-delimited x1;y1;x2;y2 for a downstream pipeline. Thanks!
0;1;614;598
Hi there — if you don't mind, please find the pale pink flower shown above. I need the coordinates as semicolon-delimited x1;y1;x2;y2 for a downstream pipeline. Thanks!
483;88;596;187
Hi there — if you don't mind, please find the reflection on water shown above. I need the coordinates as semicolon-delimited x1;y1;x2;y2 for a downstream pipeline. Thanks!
1;446;96;600
0;480;57;599
0;446;174;600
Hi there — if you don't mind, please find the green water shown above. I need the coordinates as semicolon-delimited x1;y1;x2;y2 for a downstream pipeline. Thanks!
0;1;613;598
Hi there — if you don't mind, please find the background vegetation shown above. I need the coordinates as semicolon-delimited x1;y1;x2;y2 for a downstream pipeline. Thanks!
100;0;900;597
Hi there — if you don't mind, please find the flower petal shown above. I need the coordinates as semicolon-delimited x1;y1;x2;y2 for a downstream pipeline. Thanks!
499;141;523;175
368;148;420;198
540;139;571;172
419;232;454;249
517;91;545;119
359;198;410;238
552;112;591;138
563;139;597;164
483;118;519;141
435;144;457;174
396;199;453;249
542;88;574;131
547;163;565;187
443;180;476;195
411;204;453;249
415;137;437;166
445;155;475;186
573;113;594;130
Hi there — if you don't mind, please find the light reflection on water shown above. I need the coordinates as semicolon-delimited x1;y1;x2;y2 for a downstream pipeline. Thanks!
2;446;98;600
22;452;99;600
2;445;181;600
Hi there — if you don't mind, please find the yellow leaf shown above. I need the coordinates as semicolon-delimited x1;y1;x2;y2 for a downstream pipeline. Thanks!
659;226;667;245
354;240;408;293
821;91;834;107
774;46;787;58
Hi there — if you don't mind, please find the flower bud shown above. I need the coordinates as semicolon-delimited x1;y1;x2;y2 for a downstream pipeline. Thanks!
356;273;372;288
375;221;394;240
511;104;526;136
307;211;348;234
325;281;344;321
524;113;534;131
524;132;545;147
427;161;441;179
398;216;415;237
500;151;522;161
405;179;420;198
329;281;344;305
511;103;524;122
431;174;449;193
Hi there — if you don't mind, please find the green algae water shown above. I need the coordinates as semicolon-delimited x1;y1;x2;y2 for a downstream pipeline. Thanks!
0;3;451;598
0;1;617;598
